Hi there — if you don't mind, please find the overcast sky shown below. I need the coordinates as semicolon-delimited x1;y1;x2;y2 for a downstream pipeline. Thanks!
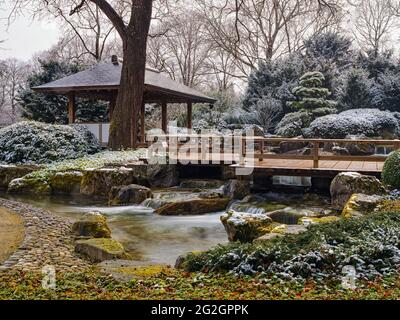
0;3;60;61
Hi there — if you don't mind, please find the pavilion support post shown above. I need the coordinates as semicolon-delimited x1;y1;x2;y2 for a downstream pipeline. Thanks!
187;102;192;130
140;101;145;145
161;101;167;133
109;95;117;120
67;93;75;124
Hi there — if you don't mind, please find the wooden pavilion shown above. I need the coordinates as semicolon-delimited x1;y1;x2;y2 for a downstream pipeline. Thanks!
32;56;216;144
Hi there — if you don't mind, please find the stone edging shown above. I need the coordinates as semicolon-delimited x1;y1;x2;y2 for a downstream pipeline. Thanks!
0;198;90;272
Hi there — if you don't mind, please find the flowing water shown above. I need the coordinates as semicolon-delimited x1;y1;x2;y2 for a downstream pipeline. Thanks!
1;189;332;265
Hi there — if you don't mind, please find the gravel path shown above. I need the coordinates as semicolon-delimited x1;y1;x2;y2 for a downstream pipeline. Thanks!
0;198;90;272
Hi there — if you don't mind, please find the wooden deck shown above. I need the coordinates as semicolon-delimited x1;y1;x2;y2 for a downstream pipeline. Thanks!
233;158;384;177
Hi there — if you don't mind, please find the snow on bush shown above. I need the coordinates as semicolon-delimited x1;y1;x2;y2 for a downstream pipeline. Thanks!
305;109;400;139
0;121;101;164
184;212;400;282
275;111;313;137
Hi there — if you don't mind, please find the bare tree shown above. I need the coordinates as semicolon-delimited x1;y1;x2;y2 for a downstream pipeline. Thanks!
0;58;30;125
194;0;343;78
351;0;398;56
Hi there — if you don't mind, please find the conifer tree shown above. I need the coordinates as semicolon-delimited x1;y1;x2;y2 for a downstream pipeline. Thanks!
288;71;336;112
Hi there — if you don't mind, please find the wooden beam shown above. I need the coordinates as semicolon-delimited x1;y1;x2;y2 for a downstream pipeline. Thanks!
67;93;75;124
161;101;167;133
140;102;145;144
187;102;192;129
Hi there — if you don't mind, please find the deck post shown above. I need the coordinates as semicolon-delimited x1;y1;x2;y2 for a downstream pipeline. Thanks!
313;141;319;168
187;102;192;130
140;102;145;144
161;101;167;133
67;93;75;124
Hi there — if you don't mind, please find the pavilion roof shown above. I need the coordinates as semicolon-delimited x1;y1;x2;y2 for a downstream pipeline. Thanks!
32;62;216;104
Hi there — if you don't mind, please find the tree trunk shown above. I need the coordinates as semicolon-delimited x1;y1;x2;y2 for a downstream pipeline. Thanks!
108;0;153;150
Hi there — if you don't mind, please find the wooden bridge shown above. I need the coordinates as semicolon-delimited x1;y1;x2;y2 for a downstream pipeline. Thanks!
146;135;400;178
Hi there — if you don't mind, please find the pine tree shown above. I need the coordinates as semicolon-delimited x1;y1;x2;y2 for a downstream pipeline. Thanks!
288;71;336;112
337;68;372;111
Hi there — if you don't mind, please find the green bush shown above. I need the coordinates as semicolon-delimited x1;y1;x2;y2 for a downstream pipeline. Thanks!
184;212;400;282
0;121;101;164
382;150;400;188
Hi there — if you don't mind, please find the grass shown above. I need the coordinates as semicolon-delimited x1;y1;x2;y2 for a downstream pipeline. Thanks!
0;268;400;300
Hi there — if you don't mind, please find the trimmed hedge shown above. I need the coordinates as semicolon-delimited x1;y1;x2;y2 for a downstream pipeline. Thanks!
382;150;400;188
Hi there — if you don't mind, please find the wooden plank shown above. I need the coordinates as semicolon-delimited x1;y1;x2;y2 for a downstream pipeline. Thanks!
333;161;352;170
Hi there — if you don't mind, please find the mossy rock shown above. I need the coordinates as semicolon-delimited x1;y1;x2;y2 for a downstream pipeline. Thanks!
0;164;40;189
75;238;128;263
220;210;273;242
51;171;83;194
155;198;230;215
299;215;341;225
7;176;51;195
330;172;386;210
342;193;384;218
378;199;400;213
72;211;111;238
108;184;152;205
175;251;204;269
80;167;135;197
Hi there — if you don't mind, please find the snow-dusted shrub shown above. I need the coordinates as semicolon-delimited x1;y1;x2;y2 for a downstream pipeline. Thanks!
184;212;400;282
306;109;400;139
382;151;400;189
275;111;313;137
0;121;101;164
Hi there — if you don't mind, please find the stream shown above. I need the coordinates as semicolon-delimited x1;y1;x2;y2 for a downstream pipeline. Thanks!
0;188;331;265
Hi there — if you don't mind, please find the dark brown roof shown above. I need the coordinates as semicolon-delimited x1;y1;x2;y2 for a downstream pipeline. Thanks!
32;63;216;104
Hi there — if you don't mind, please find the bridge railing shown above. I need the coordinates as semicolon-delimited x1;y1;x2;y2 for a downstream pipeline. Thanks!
146;134;400;168
244;137;400;168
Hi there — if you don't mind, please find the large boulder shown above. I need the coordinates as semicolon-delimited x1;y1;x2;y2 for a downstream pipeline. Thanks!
7;175;51;195
146;164;179;188
330;172;386;210
74;238;128;263
72;211;111;238
80;167;135;197
220;209;273;242
50;171;83;194
155;198;230;215
223;179;250;200
109;184;152;205
342;193;384;218
0;164;40;189
253;224;307;244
